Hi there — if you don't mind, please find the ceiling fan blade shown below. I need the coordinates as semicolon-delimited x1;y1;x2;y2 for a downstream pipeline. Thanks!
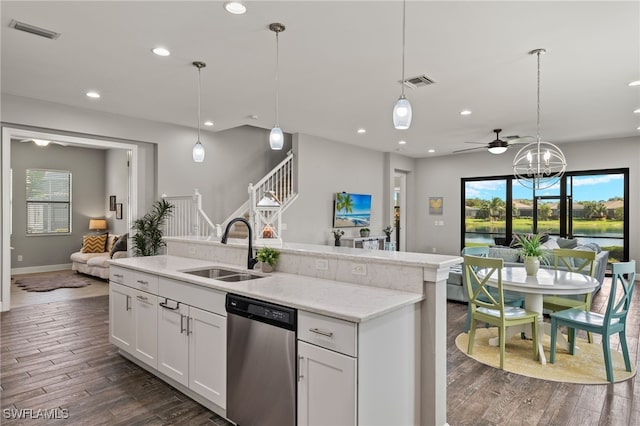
507;136;535;145
464;141;489;145
453;146;487;153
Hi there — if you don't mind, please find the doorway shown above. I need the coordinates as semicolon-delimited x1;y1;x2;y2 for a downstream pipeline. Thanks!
1;126;139;311
393;172;407;252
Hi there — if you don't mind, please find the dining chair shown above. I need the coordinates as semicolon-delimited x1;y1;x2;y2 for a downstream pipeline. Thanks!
543;248;597;342
462;246;525;333
549;260;636;382
464;255;539;369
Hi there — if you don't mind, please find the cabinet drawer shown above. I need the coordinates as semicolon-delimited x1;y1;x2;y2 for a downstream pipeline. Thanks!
131;271;159;294
158;277;226;316
298;311;357;357
109;266;128;284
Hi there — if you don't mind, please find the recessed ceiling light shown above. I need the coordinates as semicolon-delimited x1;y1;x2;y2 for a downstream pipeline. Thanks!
224;2;246;14
628;80;640;87
152;47;170;57
428;149;435;153
357;128;366;134
398;140;407;145
634;108;640;114
204;121;214;126
460;110;472;116
86;91;100;99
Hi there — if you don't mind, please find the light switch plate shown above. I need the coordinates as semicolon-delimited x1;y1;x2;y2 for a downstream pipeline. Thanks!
351;263;366;276
315;259;329;270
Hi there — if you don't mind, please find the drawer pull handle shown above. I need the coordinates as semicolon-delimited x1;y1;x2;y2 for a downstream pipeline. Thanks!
309;328;334;338
180;314;186;334
298;355;304;381
125;295;131;311
187;317;193;335
136;295;148;302
159;299;180;310
136;280;148;285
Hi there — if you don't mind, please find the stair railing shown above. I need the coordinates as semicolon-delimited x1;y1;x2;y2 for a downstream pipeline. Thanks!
163;189;216;238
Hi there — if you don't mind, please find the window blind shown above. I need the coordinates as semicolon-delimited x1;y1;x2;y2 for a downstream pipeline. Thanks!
26;169;72;234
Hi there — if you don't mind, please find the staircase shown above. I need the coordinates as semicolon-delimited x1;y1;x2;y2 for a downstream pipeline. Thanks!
164;151;297;244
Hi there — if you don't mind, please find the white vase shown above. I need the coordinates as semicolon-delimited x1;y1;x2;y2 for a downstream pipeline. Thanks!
524;256;540;276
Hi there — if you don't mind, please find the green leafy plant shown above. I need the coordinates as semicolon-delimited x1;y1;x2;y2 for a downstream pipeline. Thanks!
512;233;550;263
131;199;174;256
256;247;280;267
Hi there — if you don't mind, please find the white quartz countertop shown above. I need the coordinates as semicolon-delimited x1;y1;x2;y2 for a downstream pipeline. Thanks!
111;255;423;323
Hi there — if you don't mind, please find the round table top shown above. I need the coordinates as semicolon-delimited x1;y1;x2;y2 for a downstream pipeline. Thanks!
478;266;599;296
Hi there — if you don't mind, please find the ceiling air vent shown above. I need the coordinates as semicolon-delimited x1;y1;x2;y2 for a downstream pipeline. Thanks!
9;19;60;39
400;74;436;89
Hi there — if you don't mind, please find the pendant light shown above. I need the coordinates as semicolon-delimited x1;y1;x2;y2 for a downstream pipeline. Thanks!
269;23;285;150
513;49;566;190
192;61;206;162
392;0;412;130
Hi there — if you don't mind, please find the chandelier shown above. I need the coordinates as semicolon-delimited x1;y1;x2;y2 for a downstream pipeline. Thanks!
513;48;566;190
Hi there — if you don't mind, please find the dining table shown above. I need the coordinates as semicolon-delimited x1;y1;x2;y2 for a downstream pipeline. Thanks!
477;266;599;365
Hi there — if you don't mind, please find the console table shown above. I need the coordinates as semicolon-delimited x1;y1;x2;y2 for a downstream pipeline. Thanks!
340;235;387;250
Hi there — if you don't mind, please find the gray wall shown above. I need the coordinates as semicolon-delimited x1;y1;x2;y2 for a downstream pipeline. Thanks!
11;141;106;267
414;136;640;263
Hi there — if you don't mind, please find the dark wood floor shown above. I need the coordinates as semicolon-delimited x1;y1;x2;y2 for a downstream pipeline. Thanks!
1;277;638;425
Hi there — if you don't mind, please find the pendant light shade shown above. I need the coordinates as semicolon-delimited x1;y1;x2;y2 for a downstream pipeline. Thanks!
393;0;412;130
513;49;566;190
192;61;206;162
269;23;286;150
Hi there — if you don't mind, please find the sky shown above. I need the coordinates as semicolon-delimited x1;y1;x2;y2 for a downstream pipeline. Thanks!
466;174;624;202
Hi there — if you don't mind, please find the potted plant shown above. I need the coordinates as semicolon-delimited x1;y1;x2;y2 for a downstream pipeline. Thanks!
256;247;280;272
131;199;174;256
383;225;394;242
359;227;370;237
512;233;550;275
332;229;344;246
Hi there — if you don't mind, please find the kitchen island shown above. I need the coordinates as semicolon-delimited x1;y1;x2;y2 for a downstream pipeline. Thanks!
110;237;461;426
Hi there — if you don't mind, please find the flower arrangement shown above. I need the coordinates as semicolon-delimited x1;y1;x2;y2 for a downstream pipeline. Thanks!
332;229;344;239
383;225;394;236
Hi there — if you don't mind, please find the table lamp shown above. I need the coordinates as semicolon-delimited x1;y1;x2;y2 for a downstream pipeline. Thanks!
89;218;107;233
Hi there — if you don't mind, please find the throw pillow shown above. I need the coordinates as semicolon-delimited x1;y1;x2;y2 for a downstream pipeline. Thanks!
580;242;602;253
488;247;521;263
81;234;108;253
557;238;578;249
542;238;560;250
110;233;128;258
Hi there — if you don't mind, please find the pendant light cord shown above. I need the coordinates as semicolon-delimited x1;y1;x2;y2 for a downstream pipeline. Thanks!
401;0;406;97
197;66;202;142
275;30;280;127
536;50;541;145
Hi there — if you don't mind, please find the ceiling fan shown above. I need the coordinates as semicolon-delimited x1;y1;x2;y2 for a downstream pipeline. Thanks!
18;138;68;147
453;129;532;155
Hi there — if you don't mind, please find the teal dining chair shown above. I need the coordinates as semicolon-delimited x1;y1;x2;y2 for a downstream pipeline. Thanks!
462;246;525;333
464;255;539;369
549;260;636;382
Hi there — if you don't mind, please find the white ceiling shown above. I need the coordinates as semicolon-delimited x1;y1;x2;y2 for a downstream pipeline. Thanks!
2;1;639;158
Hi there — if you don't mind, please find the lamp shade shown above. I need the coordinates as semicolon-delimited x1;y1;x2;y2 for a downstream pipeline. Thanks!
488;146;508;155
193;141;205;162
269;127;284;150
393;96;412;130
89;218;107;231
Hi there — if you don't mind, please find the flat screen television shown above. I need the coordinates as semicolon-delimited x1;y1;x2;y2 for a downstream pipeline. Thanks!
333;192;372;228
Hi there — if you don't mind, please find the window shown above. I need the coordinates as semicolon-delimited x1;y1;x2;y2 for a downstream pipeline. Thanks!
26;169;72;235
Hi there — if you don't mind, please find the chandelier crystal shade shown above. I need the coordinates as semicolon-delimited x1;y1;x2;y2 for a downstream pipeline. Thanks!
513;49;566;190
192;61;206;162
269;23;285;150
392;0;412;130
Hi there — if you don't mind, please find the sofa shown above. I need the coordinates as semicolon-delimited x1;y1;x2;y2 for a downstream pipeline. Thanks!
71;233;128;279
447;237;609;303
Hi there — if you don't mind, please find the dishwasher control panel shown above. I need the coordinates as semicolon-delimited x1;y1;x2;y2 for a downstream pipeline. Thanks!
226;293;297;331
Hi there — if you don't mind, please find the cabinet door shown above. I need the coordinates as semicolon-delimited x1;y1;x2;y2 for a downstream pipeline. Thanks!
133;290;158;368
189;306;227;409
298;341;357;426
157;299;189;386
109;282;134;350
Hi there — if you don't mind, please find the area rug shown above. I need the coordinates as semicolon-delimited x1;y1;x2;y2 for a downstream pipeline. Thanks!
455;327;636;384
13;270;97;292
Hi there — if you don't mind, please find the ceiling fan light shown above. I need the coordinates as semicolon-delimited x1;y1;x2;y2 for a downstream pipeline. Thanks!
192;141;205;162
488;146;508;155
393;96;412;130
32;139;50;147
269;127;284;150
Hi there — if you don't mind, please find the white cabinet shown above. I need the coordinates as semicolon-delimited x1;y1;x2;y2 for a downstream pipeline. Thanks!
109;282;134;351
298;341;356;426
109;279;158;369
157;278;227;409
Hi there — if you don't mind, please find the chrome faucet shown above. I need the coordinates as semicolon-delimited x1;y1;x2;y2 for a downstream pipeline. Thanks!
221;217;258;270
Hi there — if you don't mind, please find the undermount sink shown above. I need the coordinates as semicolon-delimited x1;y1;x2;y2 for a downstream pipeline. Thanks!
182;267;265;283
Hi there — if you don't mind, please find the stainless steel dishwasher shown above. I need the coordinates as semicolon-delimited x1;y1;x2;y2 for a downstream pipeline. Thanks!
226;293;297;426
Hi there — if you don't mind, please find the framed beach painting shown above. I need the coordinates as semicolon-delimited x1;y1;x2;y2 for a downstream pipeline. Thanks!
333;192;372;228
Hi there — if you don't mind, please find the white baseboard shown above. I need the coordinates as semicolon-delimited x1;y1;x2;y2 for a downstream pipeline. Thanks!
11;263;72;276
